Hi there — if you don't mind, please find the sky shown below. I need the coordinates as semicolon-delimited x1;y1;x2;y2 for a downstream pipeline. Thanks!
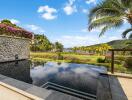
0;0;130;48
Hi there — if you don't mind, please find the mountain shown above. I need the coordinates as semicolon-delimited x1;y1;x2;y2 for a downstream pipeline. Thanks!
107;39;132;49
77;39;132;49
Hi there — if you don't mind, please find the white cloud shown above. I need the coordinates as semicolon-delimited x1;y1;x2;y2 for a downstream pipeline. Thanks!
63;5;77;15
52;35;100;48
82;9;89;14
26;24;45;33
86;0;96;5
63;0;77;15
108;36;121;41
38;5;57;20
10;19;20;24
51;32;122;48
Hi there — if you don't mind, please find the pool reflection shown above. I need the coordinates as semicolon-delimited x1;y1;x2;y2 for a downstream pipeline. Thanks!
0;60;107;95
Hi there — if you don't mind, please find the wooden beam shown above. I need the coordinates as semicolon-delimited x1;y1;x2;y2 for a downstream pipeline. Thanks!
111;51;114;74
109;49;132;51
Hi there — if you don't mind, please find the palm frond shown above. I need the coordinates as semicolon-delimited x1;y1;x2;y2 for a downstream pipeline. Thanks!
122;28;132;38
121;0;132;8
89;0;126;23
99;26;110;37
128;33;132;39
89;16;123;31
88;0;132;37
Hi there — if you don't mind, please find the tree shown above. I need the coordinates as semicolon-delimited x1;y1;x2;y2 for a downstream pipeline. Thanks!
72;47;77;53
31;34;52;51
53;42;63;52
88;0;132;38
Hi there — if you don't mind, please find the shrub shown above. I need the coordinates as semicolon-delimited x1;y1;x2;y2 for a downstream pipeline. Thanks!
57;52;63;60
0;23;33;39
114;60;122;65
124;57;132;68
115;56;125;61
97;58;105;63
63;56;90;63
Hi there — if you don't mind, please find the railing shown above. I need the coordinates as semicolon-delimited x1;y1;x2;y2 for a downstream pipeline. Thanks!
41;82;96;100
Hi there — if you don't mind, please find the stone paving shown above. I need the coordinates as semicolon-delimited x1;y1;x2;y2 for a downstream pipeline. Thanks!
108;72;132;100
118;77;132;100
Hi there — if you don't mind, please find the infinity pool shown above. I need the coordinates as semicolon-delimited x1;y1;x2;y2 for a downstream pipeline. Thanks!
0;60;107;97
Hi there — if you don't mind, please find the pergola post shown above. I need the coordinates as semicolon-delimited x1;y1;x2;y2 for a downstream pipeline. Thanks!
109;49;132;74
111;50;114;74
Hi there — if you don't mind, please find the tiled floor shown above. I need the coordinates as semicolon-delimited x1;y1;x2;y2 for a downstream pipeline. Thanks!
118;77;132;100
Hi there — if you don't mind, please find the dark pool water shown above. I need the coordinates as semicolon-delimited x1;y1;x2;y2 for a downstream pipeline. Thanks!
0;60;107;96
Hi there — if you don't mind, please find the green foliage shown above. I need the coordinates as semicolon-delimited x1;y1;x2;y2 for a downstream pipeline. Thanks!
97;58;105;63
122;28;132;39
53;42;63;52
115;56;125;61
31;34;52;51
31;34;63;52
107;39;132;49
1;19;21;29
72;43;112;55
57;52;63;60
73;39;132;53
0;19;33;39
124;57;132;68
88;0;132;38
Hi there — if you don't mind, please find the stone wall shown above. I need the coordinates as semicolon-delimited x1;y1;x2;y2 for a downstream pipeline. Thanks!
0;35;30;62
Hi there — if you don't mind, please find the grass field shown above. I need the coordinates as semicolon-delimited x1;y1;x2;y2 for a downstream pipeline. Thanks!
30;52;104;63
30;52;132;74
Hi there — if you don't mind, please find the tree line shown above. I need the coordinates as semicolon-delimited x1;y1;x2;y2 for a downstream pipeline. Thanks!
72;44;112;55
30;34;63;52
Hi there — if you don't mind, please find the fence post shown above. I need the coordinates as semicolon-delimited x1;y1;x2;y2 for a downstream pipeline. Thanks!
111;51;114;74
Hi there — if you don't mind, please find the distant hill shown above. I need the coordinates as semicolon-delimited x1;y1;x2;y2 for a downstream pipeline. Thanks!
107;39;132;49
88;39;132;49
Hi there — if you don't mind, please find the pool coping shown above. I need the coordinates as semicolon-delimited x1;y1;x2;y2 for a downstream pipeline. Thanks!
0;74;52;100
0;59;28;63
0;72;127;100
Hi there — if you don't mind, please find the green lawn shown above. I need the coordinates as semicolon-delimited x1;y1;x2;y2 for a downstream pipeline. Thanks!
30;52;104;63
30;52;132;74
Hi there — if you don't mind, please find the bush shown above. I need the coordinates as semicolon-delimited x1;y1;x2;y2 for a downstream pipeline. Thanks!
97;58;105;63
57;52;63;60
114;60;122;65
115;56;125;61
0;23;33;39
63;56;90;63
124;57;132;68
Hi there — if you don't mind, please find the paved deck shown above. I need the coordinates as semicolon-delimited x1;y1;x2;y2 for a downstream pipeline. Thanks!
118;77;132;100
108;72;132;100
109;76;128;100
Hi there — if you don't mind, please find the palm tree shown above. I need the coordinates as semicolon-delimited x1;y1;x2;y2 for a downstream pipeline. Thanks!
88;0;132;38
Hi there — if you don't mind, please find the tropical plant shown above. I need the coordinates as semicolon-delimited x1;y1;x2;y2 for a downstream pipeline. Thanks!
97;57;105;63
31;34;52;51
72;44;112;55
89;0;132;38
53;42;64;52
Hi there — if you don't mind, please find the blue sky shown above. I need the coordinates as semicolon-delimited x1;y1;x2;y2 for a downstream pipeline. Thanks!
0;0;130;47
